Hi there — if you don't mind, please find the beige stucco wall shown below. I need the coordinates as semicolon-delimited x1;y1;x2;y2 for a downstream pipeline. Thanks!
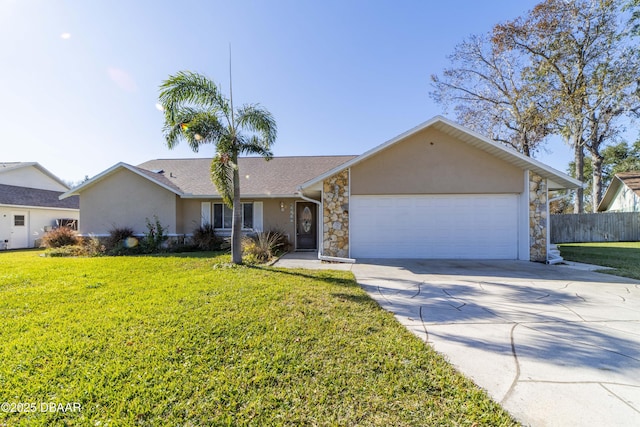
79;169;177;235
351;128;524;195
180;199;201;234
261;199;297;239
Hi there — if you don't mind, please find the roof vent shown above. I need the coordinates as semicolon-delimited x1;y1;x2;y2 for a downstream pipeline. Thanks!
151;169;164;174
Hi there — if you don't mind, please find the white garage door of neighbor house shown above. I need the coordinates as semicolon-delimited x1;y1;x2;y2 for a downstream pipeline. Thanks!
350;194;519;259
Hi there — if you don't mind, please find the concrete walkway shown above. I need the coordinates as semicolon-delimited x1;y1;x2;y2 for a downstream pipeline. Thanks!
273;254;640;426
271;251;354;270
351;260;640;427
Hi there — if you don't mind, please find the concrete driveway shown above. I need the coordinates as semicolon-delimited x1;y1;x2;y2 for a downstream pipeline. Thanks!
350;260;640;427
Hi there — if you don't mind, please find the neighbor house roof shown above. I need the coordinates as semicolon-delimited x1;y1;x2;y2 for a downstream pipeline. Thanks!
61;156;357;199
597;171;640;212
0;184;79;209
0;162;70;190
300;116;583;191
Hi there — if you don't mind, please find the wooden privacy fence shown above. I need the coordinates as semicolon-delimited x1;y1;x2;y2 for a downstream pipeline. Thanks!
550;212;640;243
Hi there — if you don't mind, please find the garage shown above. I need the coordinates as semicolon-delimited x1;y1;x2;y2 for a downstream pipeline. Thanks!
350;194;519;259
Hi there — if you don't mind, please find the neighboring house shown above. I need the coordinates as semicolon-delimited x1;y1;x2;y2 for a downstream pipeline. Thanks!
597;172;640;212
61;116;581;262
0;162;79;249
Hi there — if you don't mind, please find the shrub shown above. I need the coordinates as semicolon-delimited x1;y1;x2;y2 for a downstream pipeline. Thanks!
105;226;138;255
191;223;222;251
242;230;289;264
141;216;168;253
81;235;105;256
106;226;135;250
40;226;79;248
264;229;290;254
45;245;86;257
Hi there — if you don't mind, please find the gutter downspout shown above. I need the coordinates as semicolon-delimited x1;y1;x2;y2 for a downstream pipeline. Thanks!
296;189;356;264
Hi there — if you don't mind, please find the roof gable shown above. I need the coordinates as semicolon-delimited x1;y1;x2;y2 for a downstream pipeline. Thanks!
0;162;69;191
60;162;183;199
617;171;640;195
597;171;640;211
62;156;356;199
300;116;582;191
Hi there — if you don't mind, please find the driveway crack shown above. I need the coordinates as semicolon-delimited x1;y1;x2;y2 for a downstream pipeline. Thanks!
600;383;640;414
500;323;521;405
409;282;423;299
442;289;466;310
419;305;430;343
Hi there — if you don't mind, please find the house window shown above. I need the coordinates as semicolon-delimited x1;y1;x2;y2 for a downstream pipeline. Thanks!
14;215;25;226
213;203;253;229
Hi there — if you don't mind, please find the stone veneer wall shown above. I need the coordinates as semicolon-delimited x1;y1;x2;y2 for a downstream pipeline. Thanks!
322;170;349;258
529;172;547;262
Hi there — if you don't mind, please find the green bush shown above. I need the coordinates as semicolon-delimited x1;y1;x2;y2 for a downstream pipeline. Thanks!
40;227;79;248
81;235;106;256
191;223;221;251
141;215;168;253
44;245;86;257
105;226;139;256
242;230;289;264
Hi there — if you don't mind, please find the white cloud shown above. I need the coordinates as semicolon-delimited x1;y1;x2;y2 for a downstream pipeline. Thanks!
60;32;71;39
107;67;137;92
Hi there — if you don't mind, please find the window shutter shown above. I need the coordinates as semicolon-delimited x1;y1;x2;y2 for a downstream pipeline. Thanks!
201;202;211;226
253;202;263;232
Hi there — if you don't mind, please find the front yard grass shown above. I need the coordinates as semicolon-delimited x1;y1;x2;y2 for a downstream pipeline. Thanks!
558;242;640;280
0;250;517;426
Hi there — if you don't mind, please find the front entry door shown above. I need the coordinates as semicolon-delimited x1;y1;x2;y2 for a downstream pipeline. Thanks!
296;202;317;250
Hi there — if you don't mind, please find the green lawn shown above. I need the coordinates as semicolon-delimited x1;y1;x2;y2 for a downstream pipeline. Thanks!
0;250;517;426
558;242;640;280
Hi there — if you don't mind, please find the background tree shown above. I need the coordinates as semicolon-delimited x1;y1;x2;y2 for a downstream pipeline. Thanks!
159;71;277;264
431;34;552;156
493;0;640;212
554;139;640;212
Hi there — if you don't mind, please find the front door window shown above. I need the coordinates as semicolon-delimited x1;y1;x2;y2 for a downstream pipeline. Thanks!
301;206;312;233
296;202;317;250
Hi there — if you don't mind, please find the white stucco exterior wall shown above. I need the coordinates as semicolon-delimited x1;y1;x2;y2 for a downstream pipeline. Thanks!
0;206;79;249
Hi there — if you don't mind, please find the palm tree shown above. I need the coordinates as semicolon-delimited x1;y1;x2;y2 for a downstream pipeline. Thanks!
158;71;277;264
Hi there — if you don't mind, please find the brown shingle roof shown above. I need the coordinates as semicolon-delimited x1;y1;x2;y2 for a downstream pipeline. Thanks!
0;184;79;209
137;156;357;197
616;171;640;197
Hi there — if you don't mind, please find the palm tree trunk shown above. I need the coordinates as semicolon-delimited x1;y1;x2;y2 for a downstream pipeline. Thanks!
231;153;243;264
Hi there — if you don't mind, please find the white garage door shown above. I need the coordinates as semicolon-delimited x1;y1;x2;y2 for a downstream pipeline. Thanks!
350;194;519;259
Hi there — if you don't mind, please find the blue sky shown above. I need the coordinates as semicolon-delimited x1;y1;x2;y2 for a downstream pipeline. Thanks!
1;0;575;184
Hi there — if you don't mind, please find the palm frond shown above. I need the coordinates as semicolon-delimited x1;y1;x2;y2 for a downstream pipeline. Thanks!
159;71;231;122
236;104;277;148
162;106;201;150
210;154;234;208
237;135;274;159
185;112;227;147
